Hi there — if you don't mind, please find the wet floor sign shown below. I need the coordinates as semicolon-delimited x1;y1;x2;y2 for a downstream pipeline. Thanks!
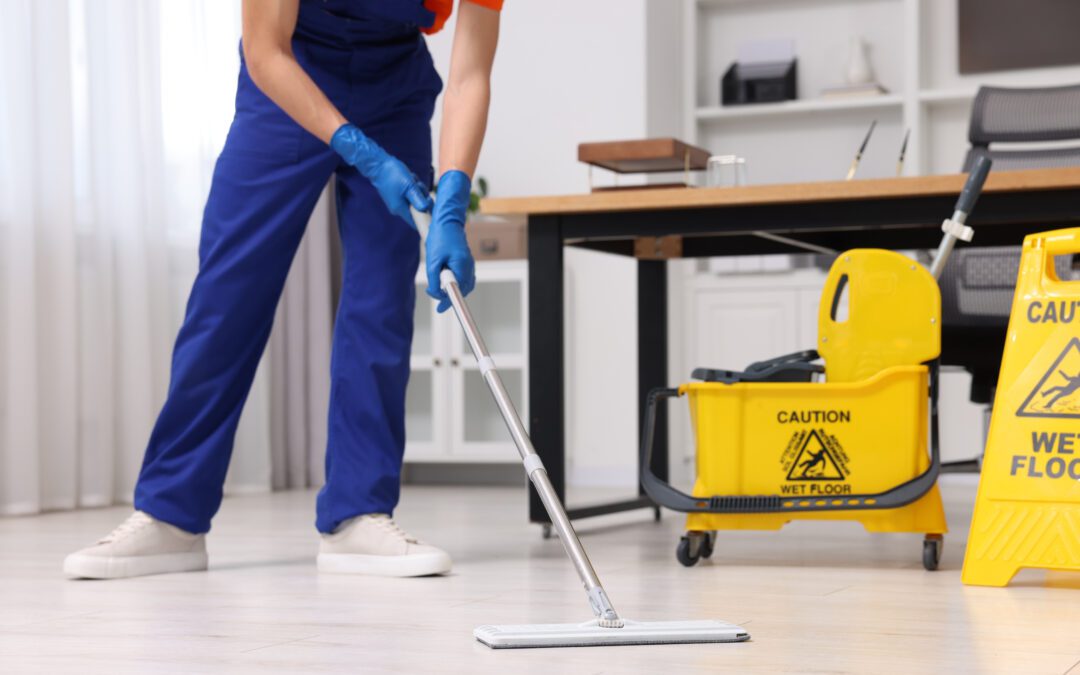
962;228;1080;587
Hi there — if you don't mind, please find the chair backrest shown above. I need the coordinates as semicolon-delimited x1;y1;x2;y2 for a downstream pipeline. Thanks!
947;84;1080;328
963;84;1080;170
818;249;941;383
939;246;1077;327
967;84;1080;147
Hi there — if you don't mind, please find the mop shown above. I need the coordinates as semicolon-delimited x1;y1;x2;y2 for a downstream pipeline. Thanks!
422;154;994;647
436;268;748;649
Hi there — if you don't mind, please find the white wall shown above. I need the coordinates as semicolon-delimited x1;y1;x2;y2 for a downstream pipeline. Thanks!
426;1;678;488
427;1;648;196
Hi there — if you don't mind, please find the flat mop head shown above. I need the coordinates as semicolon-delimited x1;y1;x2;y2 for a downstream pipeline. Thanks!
474;619;749;649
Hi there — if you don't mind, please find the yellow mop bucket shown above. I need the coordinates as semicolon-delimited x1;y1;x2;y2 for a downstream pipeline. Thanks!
962;227;1080;586
641;250;947;569
641;158;993;570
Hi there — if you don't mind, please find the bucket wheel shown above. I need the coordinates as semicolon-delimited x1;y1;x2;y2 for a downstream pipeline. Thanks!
676;531;716;567
922;534;943;571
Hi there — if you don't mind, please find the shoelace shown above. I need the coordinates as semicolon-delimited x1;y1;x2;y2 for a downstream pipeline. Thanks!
367;514;419;543
99;511;154;543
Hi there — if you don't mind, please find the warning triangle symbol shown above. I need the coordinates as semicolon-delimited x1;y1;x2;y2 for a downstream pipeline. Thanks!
1016;337;1080;419
786;430;845;481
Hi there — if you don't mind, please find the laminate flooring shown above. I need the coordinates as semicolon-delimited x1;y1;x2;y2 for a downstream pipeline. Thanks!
1;475;1077;674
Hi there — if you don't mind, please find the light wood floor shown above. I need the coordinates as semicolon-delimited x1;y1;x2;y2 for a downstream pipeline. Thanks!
1;475;1077;674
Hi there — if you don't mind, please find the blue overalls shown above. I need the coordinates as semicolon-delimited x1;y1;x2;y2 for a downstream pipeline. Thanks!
134;0;442;534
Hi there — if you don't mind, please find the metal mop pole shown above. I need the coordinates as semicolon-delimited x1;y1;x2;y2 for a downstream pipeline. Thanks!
439;268;624;628
929;155;993;280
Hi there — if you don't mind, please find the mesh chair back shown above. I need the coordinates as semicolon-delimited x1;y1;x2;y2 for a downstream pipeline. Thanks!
968;84;1080;145
944;84;1080;329
939;247;1077;327
963;145;1080;172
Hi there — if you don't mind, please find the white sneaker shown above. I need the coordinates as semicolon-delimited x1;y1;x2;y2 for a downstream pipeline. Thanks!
317;514;451;577
63;511;208;579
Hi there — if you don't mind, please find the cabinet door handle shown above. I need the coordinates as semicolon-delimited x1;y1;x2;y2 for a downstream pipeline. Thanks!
450;358;460;367
433;358;443;367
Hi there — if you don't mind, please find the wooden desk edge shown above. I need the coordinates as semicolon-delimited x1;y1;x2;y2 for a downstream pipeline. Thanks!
480;167;1080;217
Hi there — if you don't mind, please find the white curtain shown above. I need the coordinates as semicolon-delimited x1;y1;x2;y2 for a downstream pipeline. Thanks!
0;0;334;516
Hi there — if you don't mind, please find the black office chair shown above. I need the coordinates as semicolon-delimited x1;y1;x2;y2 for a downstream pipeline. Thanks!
940;84;1080;405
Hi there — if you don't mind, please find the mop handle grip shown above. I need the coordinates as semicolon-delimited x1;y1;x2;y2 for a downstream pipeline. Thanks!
954;155;992;218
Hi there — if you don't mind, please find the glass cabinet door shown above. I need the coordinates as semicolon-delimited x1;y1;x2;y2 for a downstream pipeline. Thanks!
449;264;528;459
406;261;528;463
404;281;447;460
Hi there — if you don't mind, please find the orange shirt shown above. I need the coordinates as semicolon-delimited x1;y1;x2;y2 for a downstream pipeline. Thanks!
422;0;503;35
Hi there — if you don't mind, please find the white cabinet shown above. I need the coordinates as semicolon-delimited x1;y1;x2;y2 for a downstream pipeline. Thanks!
405;260;527;463
683;268;827;376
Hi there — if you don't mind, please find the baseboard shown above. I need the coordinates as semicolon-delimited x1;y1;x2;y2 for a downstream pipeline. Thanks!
402;462;522;486
0;502;40;517
224;484;273;495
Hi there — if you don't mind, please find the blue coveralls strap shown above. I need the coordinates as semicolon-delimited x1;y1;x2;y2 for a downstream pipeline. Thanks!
133;0;443;535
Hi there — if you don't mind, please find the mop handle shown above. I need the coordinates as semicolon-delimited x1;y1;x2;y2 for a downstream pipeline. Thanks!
438;268;623;627
929;155;992;280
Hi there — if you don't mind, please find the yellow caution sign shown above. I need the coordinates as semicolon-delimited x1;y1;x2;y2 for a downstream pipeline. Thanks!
962;228;1080;587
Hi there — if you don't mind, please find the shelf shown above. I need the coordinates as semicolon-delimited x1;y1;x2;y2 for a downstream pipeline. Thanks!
411;354;524;370
696;95;904;122
917;88;977;105
460;354;525;370
410;356;435;371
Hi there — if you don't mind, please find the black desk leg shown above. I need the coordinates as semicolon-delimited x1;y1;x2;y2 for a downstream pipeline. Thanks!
526;225;668;530
638;260;668;520
527;215;564;525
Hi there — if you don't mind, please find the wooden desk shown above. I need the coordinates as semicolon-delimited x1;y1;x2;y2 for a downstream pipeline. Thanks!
481;168;1080;531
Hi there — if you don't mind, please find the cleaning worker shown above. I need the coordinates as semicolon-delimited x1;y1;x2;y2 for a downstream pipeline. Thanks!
63;0;501;579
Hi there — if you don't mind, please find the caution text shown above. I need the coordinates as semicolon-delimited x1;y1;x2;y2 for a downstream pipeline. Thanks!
1027;300;1080;324
777;409;851;424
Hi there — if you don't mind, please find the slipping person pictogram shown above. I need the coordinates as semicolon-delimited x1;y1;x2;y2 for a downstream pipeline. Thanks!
1017;337;1080;418
798;448;830;478
785;430;847;481
1039;370;1080;410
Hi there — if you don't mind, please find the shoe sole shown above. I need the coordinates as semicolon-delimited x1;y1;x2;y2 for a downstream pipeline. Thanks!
63;551;208;579
317;551;452;577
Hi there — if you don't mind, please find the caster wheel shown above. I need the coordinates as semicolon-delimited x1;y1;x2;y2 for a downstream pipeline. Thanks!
677;532;710;567
541;524;553;540
922;535;943;571
699;531;717;559
676;536;699;567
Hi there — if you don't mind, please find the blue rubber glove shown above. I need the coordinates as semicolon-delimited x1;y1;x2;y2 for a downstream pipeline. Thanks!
426;170;475;313
330;123;433;228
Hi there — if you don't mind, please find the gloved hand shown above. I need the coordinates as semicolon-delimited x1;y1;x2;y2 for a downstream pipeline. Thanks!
330;123;433;228
426;170;475;313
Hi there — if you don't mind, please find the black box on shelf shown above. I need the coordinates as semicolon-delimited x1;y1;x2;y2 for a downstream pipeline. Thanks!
721;60;797;105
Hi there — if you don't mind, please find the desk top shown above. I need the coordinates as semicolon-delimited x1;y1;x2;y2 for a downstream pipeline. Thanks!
481;167;1080;217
